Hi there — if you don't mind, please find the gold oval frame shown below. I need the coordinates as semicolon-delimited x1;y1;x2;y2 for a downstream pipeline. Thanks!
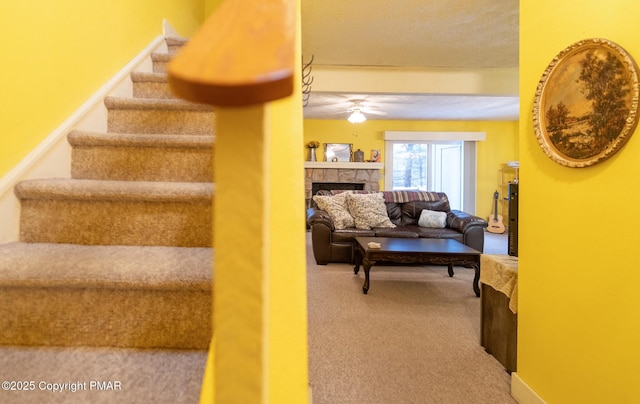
533;38;640;168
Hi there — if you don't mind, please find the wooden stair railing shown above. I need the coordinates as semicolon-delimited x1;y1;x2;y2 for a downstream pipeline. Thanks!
168;0;295;106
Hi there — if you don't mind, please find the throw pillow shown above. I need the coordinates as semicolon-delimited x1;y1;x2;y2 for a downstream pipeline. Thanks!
345;193;396;230
418;209;447;228
312;192;354;229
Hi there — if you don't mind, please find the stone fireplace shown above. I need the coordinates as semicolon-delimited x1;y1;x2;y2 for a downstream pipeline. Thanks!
304;162;383;206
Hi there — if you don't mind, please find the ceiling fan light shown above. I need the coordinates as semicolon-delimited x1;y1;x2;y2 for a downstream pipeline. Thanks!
348;109;366;123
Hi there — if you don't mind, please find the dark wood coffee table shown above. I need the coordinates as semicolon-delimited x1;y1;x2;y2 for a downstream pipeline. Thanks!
353;237;481;296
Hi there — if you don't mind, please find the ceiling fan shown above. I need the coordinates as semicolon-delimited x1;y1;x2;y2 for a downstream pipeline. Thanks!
344;99;387;123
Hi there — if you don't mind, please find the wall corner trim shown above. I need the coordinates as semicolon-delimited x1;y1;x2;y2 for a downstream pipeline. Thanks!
511;372;547;404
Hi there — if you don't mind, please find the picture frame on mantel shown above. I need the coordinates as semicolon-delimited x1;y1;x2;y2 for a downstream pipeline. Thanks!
323;143;352;162
370;149;381;162
533;38;640;168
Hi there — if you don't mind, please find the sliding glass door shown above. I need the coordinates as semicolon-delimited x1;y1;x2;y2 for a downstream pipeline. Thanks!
385;141;463;210
436;144;462;209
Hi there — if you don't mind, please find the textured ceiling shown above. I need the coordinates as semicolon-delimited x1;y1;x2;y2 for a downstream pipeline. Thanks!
300;0;520;121
303;92;520;121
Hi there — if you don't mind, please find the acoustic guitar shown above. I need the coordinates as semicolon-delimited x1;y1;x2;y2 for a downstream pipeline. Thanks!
487;190;505;234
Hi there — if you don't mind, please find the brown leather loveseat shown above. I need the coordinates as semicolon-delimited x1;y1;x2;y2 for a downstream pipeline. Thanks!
307;190;487;265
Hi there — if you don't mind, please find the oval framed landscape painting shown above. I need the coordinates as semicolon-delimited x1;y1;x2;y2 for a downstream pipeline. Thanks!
533;38;640;168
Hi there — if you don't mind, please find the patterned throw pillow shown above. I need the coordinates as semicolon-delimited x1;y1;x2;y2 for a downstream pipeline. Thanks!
418;209;447;228
345;193;396;230
312;192;355;229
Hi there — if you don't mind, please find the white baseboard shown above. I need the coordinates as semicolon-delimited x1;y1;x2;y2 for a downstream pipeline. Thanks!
0;26;172;244
511;372;546;404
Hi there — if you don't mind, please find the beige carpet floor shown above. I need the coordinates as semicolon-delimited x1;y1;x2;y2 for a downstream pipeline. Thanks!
307;230;516;404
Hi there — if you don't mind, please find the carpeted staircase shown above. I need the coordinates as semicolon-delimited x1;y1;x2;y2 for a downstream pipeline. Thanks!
0;37;214;350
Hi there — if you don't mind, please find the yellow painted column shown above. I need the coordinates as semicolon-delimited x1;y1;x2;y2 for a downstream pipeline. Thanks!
213;106;270;403
207;95;307;404
198;1;306;402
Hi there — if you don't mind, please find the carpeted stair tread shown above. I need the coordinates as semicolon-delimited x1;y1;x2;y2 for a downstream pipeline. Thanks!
131;71;170;83
16;179;213;247
68;131;214;182
151;52;173;73
15;178;213;203
68;130;214;149
0;242;212;291
105;96;215;135
104;96;211;111
151;52;173;63
130;71;179;99
166;37;188;48
0;241;212;349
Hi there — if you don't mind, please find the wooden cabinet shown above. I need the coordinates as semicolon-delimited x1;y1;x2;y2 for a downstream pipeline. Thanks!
481;283;518;373
480;254;519;373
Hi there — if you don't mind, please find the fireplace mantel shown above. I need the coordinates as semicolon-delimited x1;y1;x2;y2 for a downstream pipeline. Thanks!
304;162;383;169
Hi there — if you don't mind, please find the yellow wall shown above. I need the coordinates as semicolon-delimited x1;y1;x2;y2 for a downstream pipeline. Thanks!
519;1;640;402
303;119;518;218
0;0;205;178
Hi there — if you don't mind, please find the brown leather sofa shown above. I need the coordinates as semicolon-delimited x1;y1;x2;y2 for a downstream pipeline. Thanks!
306;190;487;265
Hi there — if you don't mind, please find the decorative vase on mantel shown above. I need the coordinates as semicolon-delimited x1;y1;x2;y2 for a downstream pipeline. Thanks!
308;147;317;162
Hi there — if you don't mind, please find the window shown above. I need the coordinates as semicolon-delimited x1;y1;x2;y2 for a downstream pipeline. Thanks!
385;141;463;210
384;131;484;214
